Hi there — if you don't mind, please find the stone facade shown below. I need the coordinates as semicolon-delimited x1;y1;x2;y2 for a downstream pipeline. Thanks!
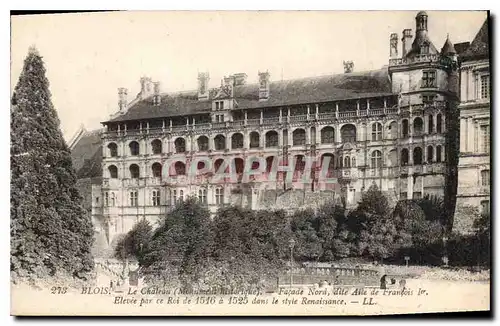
79;12;463;249
455;19;490;233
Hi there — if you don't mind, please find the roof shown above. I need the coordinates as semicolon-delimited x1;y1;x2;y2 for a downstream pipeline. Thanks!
69;127;103;179
105;68;393;123
454;42;471;56
405;32;439;58
441;36;456;55
461;18;489;61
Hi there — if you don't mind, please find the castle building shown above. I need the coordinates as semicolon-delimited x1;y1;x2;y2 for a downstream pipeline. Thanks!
92;12;461;247
455;19;490;223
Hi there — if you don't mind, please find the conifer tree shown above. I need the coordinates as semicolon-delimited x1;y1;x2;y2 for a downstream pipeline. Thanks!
11;46;94;280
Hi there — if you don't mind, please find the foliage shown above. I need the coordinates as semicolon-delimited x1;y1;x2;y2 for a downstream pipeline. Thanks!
11;47;94;281
114;219;153;262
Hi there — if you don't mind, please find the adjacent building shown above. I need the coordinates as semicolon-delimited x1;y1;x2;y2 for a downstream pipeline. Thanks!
455;19;490;231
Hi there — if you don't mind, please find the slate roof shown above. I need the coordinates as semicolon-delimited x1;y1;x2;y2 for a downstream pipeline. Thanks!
461;18;489;61
70;128;103;179
454;42;471;56
441;37;456;55
105;68;393;124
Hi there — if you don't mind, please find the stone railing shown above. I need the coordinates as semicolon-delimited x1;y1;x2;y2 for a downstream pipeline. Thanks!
389;53;441;66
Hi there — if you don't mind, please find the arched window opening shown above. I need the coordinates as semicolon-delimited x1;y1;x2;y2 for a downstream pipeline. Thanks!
214;134;226;151
401;148;409;166
231;133;244;149
129;164;140;179
174;161;186;175
427;146;434;162
402;120;409;138
371;150;382;169
250;132;260;148
265;131;278;148
292;129;306;146
108;143;118;157
151;139;162;155
436;145;442;162
436;114;443;133
413;147;423;165
152;162;162;178
129;141;140;156
108;165;118;179
413;117;424;135
321;126;335;144
174;138;186;153
341;124;357;143
197;136;209;151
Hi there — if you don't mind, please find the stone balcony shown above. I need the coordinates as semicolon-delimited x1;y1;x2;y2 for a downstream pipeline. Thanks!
389;54;442;67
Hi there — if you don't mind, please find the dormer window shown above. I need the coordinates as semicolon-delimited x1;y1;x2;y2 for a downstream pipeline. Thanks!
421;43;429;54
215;101;224;111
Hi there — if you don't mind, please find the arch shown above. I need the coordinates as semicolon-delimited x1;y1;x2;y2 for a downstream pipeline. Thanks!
107;142;118;157
108;165;118;179
320;153;336;178
294;155;306;172
174;137;186;153
233;157;245;174
214;134;226;151
231;133;244;149
401;148;409;166
413;147;423;165
129;164;140;179
343;155;351;168
250;131;260;148
321;126;335;144
340;124;356;143
129;141;140;156
292;128;306;146
436;114;443;133
436;145;442;162
265;130;279;148
413;117;424;135
428;115;434;133
388;149;398;167
371;150;382;168
214;158;225;173
388;121;398;139
152;162;162;178
402;119;409;137
151;139;162;154
427;146;434;162
174;161;186;175
266;156;276;172
371;122;383;141
197;135;209;151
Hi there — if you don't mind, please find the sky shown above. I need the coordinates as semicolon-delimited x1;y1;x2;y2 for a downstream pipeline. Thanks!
11;10;487;141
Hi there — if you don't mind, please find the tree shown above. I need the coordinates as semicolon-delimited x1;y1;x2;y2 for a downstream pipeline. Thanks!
290;209;323;262
141;197;213;287
315;203;353;260
114;219;153;263
11;47;94;280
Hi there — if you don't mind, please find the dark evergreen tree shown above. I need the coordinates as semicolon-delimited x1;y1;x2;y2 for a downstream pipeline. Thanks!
10;47;94;280
114;219;153;263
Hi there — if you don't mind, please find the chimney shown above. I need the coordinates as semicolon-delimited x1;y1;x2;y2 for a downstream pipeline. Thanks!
153;82;161;105
390;33;398;59
197;72;210;101
401;29;413;57
343;61;354;73
232;73;248;86
118;87;128;111
139;76;153;99
258;71;270;101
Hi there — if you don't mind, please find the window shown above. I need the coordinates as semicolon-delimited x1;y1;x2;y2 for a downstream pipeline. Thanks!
108;165;118;179
402;119;409;137
481;75;490;99
152;163;162;178
292;129;306;146
197;136;209;151
481;201;490;215
400;192;408;200
401;148;409;166
427;146;434;162
343;156;351;168
265;130;279;147
129;141;140;156
172;189;177;205
215;188;224;205
104;192;109;207
388;121;398;139
428;115;434;133
436;145;442;162
110;192;116;207
151;139;162;154
250;132;260;148
480;125;490;153
198;188;207;204
413;147;423;165
231;133;244;149
422;70;437;88
219;101;224;110
413;117;423;135
174;161;186;175
481;170;490;186
179;190;184;202
421;43;429;54
96;197;99;204
371;150;382;169
215;102;220;110
173;189;184;205
214;134;226;150
129;164;140;179
130;190;138;207
152;190;161;206
413;192;422;200
215;114;224;123
436;114;443;133
371;123;382;141
341;124;356;143
174;137;186;153
108;143;118;157
321;126;335;144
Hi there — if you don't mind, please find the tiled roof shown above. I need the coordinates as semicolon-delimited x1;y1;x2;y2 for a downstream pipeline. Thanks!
441;37;456;55
105;68;393;123
70;128;103;179
461;18;489;61
454;42;471;56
